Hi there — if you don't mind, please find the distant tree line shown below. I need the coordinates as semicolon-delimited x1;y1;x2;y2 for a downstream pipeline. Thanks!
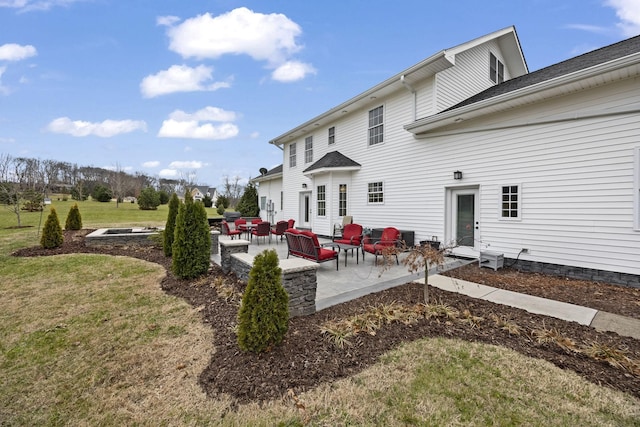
0;153;251;225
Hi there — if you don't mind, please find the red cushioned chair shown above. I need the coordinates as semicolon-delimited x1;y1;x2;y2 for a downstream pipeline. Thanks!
221;220;242;239
270;220;288;243
284;228;303;257
251;221;271;245
334;223;363;246
362;227;401;265
300;231;339;270
287;218;295;229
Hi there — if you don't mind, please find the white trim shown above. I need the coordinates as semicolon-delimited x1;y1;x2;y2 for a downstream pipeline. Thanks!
634;146;640;231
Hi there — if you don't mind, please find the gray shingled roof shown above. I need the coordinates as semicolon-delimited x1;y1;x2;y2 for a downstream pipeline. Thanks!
444;34;640;113
264;164;283;176
303;151;361;173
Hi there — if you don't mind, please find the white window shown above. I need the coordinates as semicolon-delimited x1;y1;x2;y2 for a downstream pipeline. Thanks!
317;185;326;216
289;142;297;168
368;106;384;146
368;181;384;204
328;126;335;145
305;136;313;163
260;196;266;210
634;147;640;230
500;185;520;219
339;184;347;216
490;53;504;84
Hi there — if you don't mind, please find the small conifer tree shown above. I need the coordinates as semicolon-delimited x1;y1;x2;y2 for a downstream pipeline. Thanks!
172;192;211;279
163;193;180;257
65;203;82;230
41;207;63;249
237;249;289;353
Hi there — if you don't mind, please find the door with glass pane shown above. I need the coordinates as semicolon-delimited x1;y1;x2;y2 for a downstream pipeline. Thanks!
299;192;311;228
452;188;478;248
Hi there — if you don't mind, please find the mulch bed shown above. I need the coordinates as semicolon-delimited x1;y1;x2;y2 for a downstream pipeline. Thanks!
13;229;640;404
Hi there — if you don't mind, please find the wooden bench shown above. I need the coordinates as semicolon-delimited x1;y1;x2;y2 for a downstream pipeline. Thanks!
284;229;340;270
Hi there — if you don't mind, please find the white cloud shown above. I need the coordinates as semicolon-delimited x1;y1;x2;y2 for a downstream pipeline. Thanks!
0;43;37;61
605;0;640;37
157;15;180;27
159;169;179;178
0;0;85;12
46;117;148;137
140;64;231;98
0;136;16;143
142;160;160;168
169;106;237;122
249;131;260;139
158;106;239;140
271;60;316;82
158;119;239;140
163;7;314;82
169;160;204;169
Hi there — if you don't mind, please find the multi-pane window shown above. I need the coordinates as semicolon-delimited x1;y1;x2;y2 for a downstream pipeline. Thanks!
317;185;326;216
368;181;384;203
501;185;519;218
289;142;297;168
305;136;313;163
490;53;504;84
260;196;266;211
339;184;347;216
368;106;384;146
328;126;335;145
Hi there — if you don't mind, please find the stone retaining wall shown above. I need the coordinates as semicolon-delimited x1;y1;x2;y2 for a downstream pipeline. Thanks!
511;259;640;289
219;240;318;316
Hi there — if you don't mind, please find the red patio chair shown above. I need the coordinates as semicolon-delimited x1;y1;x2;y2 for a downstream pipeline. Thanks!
221;220;242;239
251;221;271;245
334;223;363;246
362;227;401;265
271;220;288;243
287;218;295;229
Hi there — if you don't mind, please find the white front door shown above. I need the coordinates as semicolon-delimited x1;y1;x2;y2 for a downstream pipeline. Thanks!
449;187;479;249
299;191;312;228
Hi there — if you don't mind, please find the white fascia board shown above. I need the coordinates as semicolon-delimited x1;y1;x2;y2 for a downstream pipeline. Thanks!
302;166;361;177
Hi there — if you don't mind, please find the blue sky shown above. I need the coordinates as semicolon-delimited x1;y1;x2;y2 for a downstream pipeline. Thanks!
1;0;639;189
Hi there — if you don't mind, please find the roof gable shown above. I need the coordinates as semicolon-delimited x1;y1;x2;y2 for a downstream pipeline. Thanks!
303;151;361;176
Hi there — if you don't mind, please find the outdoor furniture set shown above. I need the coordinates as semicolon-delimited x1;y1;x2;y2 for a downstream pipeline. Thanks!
221;218;296;245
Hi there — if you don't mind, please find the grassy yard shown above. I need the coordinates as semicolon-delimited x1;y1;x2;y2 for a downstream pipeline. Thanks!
1;202;639;425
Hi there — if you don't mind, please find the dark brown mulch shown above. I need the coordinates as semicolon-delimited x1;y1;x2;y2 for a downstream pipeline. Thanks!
13;230;640;404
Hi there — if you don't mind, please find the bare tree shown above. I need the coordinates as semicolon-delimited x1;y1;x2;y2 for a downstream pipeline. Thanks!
0;154;46;227
108;163;125;207
222;175;244;207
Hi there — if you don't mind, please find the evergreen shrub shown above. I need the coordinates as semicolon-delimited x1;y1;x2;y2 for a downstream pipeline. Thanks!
163;193;180;257
237;249;289;353
171;192;211;279
41;207;63;249
65;203;82;230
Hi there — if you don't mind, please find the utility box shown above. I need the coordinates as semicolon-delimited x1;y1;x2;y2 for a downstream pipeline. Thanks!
479;251;504;271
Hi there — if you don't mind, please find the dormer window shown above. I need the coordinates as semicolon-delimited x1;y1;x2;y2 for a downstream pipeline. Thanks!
490;53;504;84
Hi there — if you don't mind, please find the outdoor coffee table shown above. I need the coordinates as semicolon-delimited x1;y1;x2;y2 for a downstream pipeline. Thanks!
322;242;360;267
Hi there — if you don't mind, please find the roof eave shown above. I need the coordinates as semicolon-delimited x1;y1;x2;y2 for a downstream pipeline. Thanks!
302;166;361;177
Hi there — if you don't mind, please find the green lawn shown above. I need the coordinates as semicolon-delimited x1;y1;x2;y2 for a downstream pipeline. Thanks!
1;201;639;426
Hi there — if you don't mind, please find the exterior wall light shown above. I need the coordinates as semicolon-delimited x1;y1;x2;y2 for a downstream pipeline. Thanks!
454;171;463;180
302;183;307;189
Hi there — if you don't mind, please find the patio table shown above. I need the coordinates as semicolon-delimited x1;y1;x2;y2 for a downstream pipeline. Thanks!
322;242;360;267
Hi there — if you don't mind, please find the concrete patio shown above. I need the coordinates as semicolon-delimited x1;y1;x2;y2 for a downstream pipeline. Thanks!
212;234;472;311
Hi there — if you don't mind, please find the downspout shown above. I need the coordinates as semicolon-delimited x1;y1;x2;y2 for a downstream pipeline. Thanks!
400;74;417;121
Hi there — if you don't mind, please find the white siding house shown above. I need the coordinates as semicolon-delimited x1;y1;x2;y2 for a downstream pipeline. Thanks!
252;165;284;224
262;26;640;283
